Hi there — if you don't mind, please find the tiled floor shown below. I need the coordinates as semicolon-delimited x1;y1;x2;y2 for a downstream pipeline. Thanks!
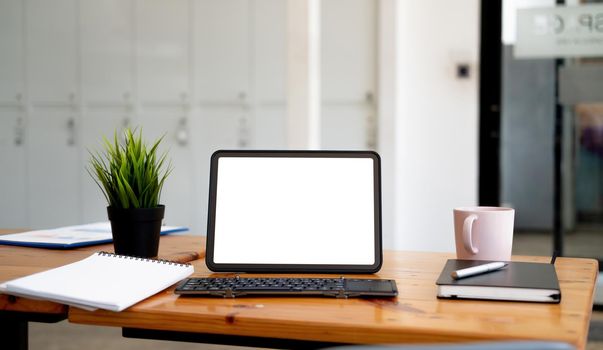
31;321;185;350
29;315;603;349
30;321;252;350
589;311;603;350
513;225;603;259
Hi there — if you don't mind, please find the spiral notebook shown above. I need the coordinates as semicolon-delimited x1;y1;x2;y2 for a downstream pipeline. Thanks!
0;252;194;311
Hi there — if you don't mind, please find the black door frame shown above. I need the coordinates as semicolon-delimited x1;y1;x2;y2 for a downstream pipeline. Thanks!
478;0;564;255
478;0;502;207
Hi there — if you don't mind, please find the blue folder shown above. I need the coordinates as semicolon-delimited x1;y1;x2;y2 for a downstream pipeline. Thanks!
0;223;189;249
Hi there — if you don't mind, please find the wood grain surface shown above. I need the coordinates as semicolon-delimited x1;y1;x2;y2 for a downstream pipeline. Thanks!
0;232;205;316
69;251;598;349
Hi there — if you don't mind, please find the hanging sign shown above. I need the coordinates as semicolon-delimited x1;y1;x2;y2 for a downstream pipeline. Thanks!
515;4;603;58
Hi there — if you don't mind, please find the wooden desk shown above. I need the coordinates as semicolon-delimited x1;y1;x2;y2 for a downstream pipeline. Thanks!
69;252;598;349
0;232;205;350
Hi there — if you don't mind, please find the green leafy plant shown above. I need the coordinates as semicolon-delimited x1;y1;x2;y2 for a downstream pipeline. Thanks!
88;128;171;209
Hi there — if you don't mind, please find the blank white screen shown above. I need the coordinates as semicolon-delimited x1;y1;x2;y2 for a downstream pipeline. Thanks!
212;157;376;265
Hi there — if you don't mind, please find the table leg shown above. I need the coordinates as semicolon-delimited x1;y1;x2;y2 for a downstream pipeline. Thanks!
0;309;66;350
0;319;28;350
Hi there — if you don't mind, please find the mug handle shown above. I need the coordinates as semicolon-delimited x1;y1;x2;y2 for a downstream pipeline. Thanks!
462;214;479;255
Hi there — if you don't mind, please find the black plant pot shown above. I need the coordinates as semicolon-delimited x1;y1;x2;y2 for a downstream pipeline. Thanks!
107;205;165;258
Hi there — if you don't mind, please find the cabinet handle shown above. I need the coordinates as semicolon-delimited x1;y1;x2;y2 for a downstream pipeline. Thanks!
180;93;190;114
118;118;131;141
176;117;188;146
69;93;77;111
366;114;377;150
365;91;377;150
238;91;249;109
17;97;25;113
67;118;76;146
14;117;24;146
365;91;374;104
14;94;25;146
238;117;248;148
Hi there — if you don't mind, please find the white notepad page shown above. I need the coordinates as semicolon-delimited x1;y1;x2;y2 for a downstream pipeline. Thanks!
0;252;194;312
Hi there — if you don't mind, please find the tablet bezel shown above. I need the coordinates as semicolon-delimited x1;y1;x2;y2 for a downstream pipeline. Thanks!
205;150;383;273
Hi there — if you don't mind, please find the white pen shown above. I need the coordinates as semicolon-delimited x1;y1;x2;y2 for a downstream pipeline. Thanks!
451;262;508;280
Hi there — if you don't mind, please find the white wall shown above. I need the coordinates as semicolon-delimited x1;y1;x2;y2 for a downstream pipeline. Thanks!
383;0;480;252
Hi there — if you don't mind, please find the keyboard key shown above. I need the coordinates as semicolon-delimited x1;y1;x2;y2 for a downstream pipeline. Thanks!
176;277;397;298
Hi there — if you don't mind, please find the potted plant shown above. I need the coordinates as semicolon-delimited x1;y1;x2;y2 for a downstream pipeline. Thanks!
88;128;171;258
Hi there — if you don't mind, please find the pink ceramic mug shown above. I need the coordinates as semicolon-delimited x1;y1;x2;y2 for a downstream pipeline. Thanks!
453;207;515;261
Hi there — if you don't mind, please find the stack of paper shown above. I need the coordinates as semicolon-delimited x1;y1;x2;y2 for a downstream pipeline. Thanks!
0;222;188;249
0;252;194;311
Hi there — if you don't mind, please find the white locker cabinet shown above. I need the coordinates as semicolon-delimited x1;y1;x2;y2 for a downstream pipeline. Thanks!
0;0;27;228
139;111;195;232
195;0;250;102
321;104;376;150
192;107;244;231
79;110;133;224
187;113;208;234
137;0;190;103
251;0;286;149
80;0;134;103
321;0;376;102
193;0;283;231
197;107;246;153
0;0;24;103
26;0;78;103
321;0;377;150
251;106;286;149
27;109;80;228
0;109;28;228
4;0;367;231
253;0;286;103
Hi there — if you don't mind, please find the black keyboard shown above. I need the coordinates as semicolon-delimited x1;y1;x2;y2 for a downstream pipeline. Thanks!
175;277;398;298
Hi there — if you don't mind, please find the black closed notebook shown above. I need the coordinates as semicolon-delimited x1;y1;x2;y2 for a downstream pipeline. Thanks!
436;259;561;303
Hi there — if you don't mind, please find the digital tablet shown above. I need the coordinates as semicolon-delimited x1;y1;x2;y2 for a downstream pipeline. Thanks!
205;150;382;273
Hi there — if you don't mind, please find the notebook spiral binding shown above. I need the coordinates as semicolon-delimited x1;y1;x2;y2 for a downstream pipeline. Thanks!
97;251;191;267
